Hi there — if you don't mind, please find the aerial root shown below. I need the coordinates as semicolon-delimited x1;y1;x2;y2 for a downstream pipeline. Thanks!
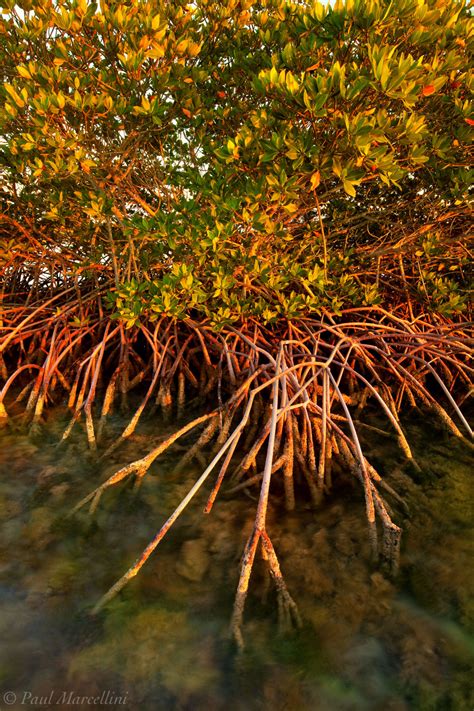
261;531;302;634
0;355;7;381
283;415;295;511
100;365;164;459
13;317;466;645
225;453;286;496
230;528;301;651
172;417;219;475
96;368;120;443
212;410;235;453
373;486;402;574
71;411;218;515
230;528;261;651
177;370;186;419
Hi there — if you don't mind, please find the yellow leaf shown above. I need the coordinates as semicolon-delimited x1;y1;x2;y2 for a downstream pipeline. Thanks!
57;92;65;109
147;45;165;59
17;65;31;79
310;170;321;190
286;72;299;94
5;103;17;117
4;84;17;99
151;14;161;30
188;41;202;57
5;84;24;108
56;40;68;57
176;39;188;54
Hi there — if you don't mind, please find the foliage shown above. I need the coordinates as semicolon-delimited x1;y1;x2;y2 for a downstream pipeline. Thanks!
1;0;472;328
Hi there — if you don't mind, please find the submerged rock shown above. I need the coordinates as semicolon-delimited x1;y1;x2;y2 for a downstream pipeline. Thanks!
50;483;70;500
22;506;56;550
175;538;210;582
69;605;219;699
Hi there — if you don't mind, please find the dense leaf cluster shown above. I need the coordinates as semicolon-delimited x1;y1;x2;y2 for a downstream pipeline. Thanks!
1;0;472;327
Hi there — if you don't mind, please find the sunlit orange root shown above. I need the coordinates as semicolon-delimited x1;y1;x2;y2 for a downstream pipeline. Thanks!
70;326;474;649
1;287;472;646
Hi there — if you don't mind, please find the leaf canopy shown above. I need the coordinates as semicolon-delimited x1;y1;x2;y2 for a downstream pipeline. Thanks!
1;0;472;327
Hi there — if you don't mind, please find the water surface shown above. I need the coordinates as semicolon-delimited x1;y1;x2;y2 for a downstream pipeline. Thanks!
0;408;472;710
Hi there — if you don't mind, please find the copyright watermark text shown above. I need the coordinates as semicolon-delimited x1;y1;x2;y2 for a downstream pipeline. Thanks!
2;689;129;706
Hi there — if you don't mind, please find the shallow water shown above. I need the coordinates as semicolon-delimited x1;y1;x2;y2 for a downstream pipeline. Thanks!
0;408;472;710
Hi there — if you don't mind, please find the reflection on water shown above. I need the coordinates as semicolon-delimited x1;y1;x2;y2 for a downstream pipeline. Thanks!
0;407;472;710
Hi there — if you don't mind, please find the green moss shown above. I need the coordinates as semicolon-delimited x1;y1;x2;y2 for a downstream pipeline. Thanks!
69;604;219;696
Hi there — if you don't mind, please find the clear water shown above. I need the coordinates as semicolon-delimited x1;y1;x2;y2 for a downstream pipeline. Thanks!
0;408;472;710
